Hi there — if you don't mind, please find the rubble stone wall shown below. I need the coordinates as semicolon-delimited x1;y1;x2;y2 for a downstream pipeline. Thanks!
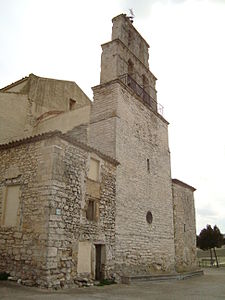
45;137;117;288
0;139;53;286
0;135;117;288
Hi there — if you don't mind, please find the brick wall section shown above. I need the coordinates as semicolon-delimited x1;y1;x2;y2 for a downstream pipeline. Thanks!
172;179;198;272
90;80;175;276
0;134;117;288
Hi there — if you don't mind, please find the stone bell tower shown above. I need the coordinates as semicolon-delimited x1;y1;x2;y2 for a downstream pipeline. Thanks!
90;14;175;276
100;13;158;111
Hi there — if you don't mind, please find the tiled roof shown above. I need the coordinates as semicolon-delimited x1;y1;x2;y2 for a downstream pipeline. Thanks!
0;76;28;92
0;130;119;166
172;178;196;192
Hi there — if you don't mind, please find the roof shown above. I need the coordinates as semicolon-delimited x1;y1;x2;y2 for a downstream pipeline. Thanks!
172;179;196;192
0;130;119;166
0;74;92;104
0;76;28;92
0;74;79;92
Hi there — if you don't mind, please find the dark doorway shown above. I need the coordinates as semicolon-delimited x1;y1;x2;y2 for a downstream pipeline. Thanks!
95;244;103;280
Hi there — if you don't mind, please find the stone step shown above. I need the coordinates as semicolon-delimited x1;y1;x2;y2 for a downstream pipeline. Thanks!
121;270;204;284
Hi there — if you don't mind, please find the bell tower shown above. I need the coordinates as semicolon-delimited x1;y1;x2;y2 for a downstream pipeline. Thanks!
100;14;158;111
90;14;175;277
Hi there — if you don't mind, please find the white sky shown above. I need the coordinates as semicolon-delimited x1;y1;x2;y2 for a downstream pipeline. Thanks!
1;0;225;234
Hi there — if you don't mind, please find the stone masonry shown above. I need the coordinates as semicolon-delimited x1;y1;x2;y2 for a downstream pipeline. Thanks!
0;132;117;288
172;179;198;272
0;74;91;144
0;13;198;288
90;14;178;276
91;81;175;275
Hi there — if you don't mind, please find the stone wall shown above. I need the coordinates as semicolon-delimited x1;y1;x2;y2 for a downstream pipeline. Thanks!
90;82;118;158
0;13;198;285
0;138;53;286
90;13;199;277
0;133;117;288
65;124;89;144
0;74;91;145
3;74;91;116
172;179;198;272
100;40;157;101
115;83;175;276
0;93;30;144
111;14;149;68
46;137;117;288
90;80;176;276
100;14;157;101
33;106;90;142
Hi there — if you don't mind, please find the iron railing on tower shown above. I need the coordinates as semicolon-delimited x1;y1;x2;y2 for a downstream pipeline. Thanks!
119;74;164;116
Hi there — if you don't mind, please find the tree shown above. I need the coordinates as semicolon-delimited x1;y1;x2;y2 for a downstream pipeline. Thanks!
197;224;223;267
212;225;224;267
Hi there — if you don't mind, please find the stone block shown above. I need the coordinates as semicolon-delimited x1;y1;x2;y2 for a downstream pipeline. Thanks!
47;247;58;257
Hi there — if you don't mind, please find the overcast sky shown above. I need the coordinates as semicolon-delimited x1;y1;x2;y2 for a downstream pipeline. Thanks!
1;0;225;234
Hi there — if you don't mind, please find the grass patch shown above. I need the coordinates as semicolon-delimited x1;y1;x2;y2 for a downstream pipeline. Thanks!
97;278;116;286
0;272;9;281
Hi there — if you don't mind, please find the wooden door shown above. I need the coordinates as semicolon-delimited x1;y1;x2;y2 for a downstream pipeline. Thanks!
95;244;102;280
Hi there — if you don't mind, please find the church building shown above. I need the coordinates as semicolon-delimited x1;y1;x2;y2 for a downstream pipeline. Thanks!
0;14;198;288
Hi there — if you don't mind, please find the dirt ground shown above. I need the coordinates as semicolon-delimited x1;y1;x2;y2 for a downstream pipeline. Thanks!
1;268;225;300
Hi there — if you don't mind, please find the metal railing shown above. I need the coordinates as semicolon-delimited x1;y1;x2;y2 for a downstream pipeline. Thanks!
119;74;164;116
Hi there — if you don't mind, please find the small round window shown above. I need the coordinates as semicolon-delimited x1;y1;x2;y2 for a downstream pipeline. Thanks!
146;211;153;224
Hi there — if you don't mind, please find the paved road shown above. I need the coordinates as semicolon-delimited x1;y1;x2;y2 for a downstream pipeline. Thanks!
1;268;225;300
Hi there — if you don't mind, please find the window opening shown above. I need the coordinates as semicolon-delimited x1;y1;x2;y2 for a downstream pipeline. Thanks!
86;199;99;221
146;211;153;224
147;159;150;172
69;98;76;110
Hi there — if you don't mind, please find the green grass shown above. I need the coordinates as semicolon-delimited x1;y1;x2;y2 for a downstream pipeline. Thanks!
197;248;225;258
96;279;116;286
197;248;225;267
